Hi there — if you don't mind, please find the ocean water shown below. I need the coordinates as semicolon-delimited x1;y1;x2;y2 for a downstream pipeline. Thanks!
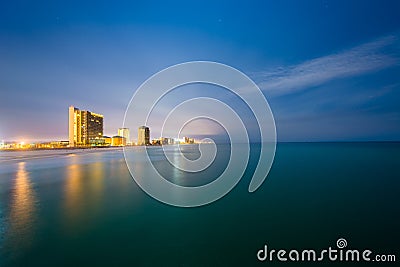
0;143;399;266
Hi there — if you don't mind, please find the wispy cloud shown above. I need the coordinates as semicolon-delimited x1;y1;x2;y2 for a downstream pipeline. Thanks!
253;35;399;96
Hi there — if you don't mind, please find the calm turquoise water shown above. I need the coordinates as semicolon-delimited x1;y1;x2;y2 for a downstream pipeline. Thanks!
0;143;399;266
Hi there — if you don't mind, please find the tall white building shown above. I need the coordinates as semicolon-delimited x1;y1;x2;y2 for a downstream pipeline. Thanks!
118;128;130;144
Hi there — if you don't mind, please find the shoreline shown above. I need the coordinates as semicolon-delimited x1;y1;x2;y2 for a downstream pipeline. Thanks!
0;143;203;152
0;146;125;164
1;141;399;153
0;146;126;152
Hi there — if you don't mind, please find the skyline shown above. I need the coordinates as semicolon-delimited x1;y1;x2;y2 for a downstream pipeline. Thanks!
0;104;200;148
1;1;400;142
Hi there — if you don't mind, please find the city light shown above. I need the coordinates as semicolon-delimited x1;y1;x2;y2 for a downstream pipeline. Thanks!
0;106;200;150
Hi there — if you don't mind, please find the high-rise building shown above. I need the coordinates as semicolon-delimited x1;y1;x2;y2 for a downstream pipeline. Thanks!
137;126;150;146
68;106;103;147
118;128;130;144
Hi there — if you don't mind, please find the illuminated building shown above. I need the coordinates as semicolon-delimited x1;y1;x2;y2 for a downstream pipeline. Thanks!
68;106;103;147
111;136;126;146
160;137;174;145
103;136;112;146
161;137;168;145
182;136;195;144
151;138;161;145
35;141;69;149
137;126;150;146
118;128;130;144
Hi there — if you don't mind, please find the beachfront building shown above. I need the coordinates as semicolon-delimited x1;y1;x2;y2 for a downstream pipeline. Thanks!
160;137;174;145
137;126;150;146
111;136;126;146
68;106;103;147
118;128;130;145
103;136;112;146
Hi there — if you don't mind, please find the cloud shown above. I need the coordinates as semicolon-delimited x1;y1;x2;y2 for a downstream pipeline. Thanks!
253;35;399;96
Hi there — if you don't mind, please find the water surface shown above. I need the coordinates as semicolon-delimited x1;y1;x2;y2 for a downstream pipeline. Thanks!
0;143;399;266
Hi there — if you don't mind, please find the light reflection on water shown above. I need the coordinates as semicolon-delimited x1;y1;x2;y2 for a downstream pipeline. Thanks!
6;162;38;256
63;163;84;230
0;144;399;266
62;154;108;236
0;149;126;265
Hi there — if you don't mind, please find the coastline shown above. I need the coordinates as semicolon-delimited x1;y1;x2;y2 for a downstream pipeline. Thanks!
0;146;124;164
0;146;125;153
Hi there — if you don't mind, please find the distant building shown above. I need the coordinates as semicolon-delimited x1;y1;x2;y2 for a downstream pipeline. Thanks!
89;138;105;146
118;128;130;144
160;137;168;145
111;135;126;146
138;126;150;146
183;136;195;144
151;138;161;146
175;138;185;144
160;137;174;145
35;141;69;149
68;106;103;147
103;136;112;146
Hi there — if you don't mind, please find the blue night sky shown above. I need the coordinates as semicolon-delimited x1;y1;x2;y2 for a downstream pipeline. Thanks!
0;0;399;142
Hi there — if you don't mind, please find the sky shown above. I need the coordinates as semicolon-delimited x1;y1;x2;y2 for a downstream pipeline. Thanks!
0;0;399;142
